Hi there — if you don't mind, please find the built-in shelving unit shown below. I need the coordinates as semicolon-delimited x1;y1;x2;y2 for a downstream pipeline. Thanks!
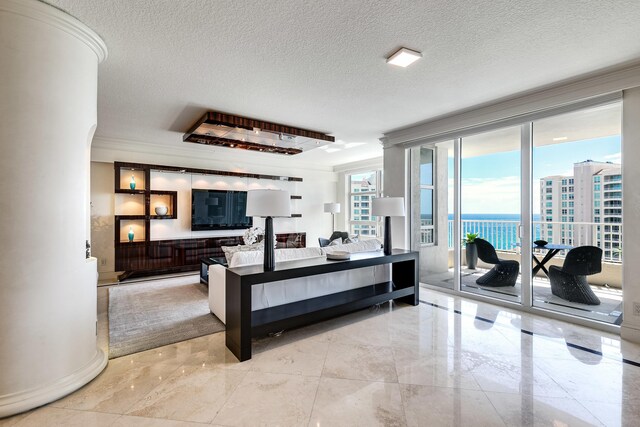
113;161;306;280
150;190;178;219
114;163;178;244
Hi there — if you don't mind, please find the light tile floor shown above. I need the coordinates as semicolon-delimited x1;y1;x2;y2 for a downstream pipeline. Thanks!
424;269;623;324
3;285;640;426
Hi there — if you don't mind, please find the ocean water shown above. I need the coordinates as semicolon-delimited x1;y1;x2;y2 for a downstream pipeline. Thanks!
439;213;542;250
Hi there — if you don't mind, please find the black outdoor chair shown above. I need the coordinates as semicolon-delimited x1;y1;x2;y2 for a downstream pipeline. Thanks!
318;231;349;247
548;246;602;305
474;238;520;287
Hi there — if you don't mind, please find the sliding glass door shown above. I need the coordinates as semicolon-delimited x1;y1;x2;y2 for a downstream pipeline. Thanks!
414;99;623;327
531;102;622;324
460;126;522;303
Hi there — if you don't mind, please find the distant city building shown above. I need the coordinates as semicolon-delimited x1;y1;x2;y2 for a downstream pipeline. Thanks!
539;160;621;261
350;172;379;236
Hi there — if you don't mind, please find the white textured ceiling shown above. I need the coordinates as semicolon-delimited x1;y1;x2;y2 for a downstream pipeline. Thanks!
45;0;640;166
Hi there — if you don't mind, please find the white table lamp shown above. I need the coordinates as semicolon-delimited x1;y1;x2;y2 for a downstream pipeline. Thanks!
372;197;405;255
246;189;291;270
323;202;341;232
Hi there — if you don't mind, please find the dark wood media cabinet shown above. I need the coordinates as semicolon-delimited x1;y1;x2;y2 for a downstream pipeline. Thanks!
116;233;305;280
112;161;306;280
225;249;419;361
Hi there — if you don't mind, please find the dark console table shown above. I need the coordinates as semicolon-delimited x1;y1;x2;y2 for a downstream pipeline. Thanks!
225;249;419;361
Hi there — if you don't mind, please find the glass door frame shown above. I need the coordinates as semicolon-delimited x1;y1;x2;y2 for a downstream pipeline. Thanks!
520;123;533;308
410;95;622;333
455;124;530;303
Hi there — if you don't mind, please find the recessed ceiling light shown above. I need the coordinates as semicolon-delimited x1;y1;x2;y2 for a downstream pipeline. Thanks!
386;47;422;67
553;136;568;141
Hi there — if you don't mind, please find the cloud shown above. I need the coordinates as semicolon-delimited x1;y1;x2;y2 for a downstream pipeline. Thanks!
461;176;521;214
445;175;544;214
604;152;621;163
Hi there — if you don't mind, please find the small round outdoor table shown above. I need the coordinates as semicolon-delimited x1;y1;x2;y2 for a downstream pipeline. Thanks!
532;243;573;277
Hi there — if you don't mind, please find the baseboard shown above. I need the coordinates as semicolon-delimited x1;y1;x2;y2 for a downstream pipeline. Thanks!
0;348;107;418
98;271;119;286
621;323;640;344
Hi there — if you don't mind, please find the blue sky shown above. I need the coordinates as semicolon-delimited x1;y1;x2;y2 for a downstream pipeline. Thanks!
453;135;621;214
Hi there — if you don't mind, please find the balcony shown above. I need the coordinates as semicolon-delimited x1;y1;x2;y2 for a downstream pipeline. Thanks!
420;219;622;325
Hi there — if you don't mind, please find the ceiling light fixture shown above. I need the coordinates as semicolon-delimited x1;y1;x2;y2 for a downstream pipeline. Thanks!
386;47;422;67
184;111;334;155
553;136;568;141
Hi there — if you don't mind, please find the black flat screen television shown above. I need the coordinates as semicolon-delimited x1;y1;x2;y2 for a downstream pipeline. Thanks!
191;189;252;231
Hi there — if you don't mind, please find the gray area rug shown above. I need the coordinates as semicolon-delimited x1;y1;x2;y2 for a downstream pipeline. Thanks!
108;275;224;358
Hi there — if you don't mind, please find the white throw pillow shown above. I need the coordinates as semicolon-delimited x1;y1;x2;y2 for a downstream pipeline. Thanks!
229;247;324;268
328;237;343;246
345;234;360;244
221;241;263;264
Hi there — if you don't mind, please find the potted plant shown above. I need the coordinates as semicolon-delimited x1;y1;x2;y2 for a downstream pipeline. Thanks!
463;232;479;269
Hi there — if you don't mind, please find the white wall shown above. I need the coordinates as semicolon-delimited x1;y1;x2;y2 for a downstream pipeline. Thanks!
91;162;116;277
90;153;337;277
0;0;107;416
153;171;300;240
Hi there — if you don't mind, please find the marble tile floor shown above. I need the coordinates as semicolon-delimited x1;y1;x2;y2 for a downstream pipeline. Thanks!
3;287;640;426
423;269;623;325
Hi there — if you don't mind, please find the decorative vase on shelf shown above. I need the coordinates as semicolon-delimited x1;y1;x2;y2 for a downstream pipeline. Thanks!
130;175;136;190
155;206;168;216
128;226;134;242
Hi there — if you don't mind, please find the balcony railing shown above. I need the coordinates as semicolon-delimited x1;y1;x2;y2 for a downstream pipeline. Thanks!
433;219;622;263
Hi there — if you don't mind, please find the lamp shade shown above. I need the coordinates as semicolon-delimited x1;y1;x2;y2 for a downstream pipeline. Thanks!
323;202;341;214
246;189;291;217
372;197;405;217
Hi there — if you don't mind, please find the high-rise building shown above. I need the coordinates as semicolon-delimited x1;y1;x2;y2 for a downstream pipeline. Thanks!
594;167;623;261
539;160;621;261
350;172;378;236
539;175;574;245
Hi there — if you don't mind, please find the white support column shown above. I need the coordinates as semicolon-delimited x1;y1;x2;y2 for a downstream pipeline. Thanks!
621;87;640;344
0;0;108;416
520;123;533;307
453;138;461;291
381;141;409;249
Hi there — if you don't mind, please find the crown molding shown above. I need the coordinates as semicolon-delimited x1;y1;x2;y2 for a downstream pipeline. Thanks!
1;0;107;63
384;61;640;147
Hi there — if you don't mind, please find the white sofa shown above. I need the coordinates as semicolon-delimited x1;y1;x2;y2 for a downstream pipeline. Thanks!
209;239;389;324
